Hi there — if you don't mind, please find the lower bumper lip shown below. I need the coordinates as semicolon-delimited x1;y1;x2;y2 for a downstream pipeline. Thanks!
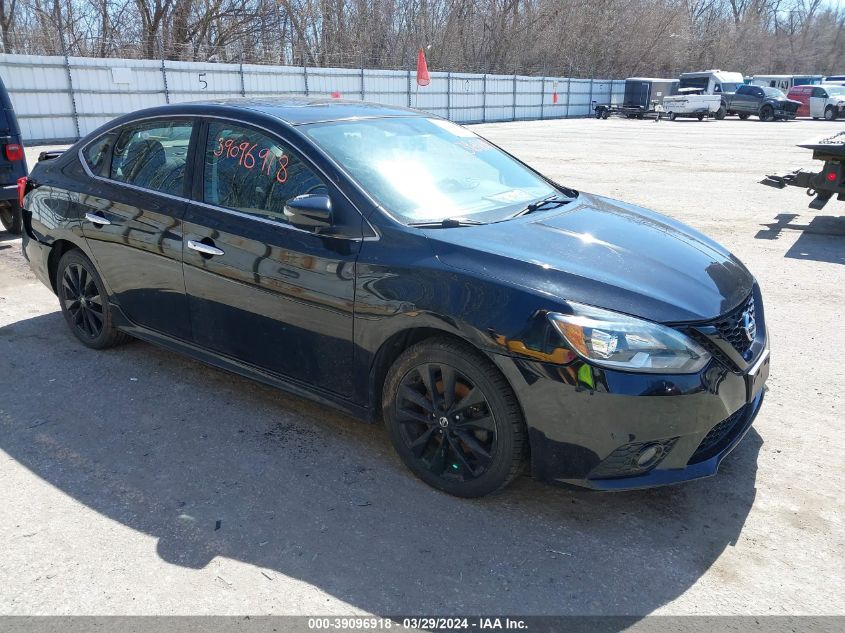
557;389;764;491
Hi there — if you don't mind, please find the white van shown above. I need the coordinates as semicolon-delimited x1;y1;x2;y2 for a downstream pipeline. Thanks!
751;75;823;91
823;75;845;86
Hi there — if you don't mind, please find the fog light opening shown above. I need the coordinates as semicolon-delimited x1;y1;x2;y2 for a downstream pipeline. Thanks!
634;443;664;469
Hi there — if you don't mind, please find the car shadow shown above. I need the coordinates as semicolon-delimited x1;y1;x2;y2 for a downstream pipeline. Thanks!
0;312;762;617
755;213;845;265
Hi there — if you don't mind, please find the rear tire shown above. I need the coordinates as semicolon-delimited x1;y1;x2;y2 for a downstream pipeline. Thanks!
738;113;750;120
715;106;726;120
0;202;21;234
668;112;676;121
383;337;527;498
56;249;130;349
601;109;609;119
697;113;705;121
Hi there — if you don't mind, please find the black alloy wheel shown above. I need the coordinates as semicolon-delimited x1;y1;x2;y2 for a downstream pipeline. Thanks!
397;363;495;480
61;261;104;340
384;338;526;497
760;105;775;122
56;249;129;349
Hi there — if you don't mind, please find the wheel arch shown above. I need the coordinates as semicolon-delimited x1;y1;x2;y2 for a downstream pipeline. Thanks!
47;238;83;293
367;326;525;428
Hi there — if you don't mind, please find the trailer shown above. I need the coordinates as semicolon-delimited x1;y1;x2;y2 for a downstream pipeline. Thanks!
594;77;678;120
761;131;845;209
662;89;722;120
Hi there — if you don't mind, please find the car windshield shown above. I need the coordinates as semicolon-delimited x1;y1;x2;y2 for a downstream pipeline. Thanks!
825;86;845;96
762;87;785;97
303;117;559;224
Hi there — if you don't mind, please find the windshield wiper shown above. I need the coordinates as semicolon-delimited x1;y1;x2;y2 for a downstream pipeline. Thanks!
505;194;574;220
408;217;486;228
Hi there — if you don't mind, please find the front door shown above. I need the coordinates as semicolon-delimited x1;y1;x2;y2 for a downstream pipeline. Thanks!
181;120;361;397
76;119;193;340
810;87;827;118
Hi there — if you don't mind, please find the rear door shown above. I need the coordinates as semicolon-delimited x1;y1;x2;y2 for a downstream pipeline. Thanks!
181;119;362;397
76;118;194;340
732;85;755;112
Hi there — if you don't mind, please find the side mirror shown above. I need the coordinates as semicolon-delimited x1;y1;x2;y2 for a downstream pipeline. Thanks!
284;194;332;232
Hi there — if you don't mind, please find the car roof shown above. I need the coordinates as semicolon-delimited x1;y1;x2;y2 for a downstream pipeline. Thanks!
168;97;424;126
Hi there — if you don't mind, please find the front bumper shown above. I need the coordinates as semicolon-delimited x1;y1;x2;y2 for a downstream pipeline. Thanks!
774;106;798;119
491;328;769;491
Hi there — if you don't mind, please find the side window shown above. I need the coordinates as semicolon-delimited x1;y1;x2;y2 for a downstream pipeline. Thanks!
82;134;113;175
110;120;193;196
812;87;826;98
736;85;749;94
203;122;327;224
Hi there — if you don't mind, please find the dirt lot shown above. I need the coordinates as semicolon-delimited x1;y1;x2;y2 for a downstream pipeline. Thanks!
0;118;843;617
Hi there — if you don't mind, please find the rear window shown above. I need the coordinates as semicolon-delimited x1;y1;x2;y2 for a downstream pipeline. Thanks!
82;135;113;175
110;120;193;196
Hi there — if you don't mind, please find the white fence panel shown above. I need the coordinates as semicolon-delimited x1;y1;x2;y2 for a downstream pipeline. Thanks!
515;76;542;120
364;69;409;108
412;71;448;117
449;73;484;122
243;64;306;96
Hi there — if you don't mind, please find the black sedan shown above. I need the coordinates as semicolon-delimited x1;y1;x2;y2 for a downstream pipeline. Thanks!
20;98;769;497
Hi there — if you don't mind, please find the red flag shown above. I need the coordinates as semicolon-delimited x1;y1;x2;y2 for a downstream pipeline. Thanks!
416;48;430;87
552;92;558;104
330;91;342;99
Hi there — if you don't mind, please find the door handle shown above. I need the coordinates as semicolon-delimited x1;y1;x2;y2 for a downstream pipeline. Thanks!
84;212;111;226
187;239;225;257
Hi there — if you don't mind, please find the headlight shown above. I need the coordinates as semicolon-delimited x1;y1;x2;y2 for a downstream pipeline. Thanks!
549;303;711;374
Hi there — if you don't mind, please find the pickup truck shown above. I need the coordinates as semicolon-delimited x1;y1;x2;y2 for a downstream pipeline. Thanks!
720;84;801;121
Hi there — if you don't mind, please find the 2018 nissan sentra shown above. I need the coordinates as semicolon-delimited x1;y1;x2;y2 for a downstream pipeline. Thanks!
19;98;769;497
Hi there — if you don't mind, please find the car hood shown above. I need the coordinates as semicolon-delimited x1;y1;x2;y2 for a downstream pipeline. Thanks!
429;193;754;323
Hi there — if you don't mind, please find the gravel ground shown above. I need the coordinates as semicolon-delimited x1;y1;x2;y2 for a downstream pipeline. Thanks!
0;118;843;617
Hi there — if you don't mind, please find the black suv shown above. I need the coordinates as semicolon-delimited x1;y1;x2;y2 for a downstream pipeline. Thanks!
0;74;28;233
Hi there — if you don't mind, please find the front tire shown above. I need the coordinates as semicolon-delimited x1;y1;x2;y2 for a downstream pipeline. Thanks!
56;249;129;349
668;112;676;121
0;201;21;234
760;105;774;122
383;338;526;498
738;113;750;120
825;106;838;121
